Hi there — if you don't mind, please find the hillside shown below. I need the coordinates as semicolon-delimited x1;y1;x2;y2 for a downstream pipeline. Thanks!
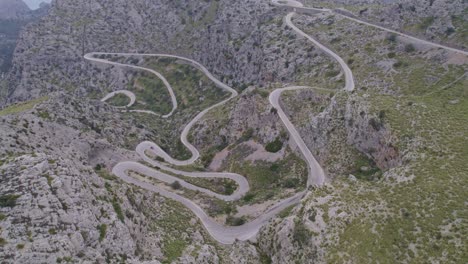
0;0;466;263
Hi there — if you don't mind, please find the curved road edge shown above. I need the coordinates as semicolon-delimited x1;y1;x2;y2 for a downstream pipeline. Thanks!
284;12;355;92
84;52;178;118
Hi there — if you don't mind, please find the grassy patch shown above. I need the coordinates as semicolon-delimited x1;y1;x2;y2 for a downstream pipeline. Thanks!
98;224;107;242
278;205;295;218
0;96;48;116
94;165;118;181
131;74;172;113
107;93;130;107
112;197;124;222
177;176;237;195
293;220;312;246
227;149;308;204
163;239;187;264
350;154;382;181
115;56;230;159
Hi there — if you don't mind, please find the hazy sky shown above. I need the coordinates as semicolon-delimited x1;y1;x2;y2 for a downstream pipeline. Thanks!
23;0;51;10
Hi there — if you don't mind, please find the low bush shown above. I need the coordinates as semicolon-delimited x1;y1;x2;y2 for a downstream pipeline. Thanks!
170;181;182;190
0;194;20;207
265;137;283;153
225;216;246;226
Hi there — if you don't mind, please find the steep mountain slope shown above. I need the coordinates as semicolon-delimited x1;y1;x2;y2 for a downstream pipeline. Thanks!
3;0;321;105
304;0;468;50
0;0;326;262
0;0;466;263
0;0;49;76
256;10;467;263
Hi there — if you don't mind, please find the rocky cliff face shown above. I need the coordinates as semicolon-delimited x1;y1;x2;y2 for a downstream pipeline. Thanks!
0;0;319;262
1;0;465;263
0;0;49;78
0;94;260;263
3;0;298;105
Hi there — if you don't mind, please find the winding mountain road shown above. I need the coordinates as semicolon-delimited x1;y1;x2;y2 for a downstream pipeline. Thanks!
285;12;355;91
334;10;468;56
83;0;366;244
85;51;319;244
270;86;328;186
273;0;468;56
84;53;178;118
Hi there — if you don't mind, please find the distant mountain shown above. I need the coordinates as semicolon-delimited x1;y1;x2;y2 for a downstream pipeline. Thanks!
0;0;49;74
23;0;51;10
0;0;30;19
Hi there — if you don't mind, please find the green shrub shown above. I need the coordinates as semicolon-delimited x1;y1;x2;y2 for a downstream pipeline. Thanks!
404;44;416;53
0;194;20;207
393;60;407;68
98;224;107;242
386;33;397;42
239;128;254;142
163;239;187;263
225;216;246;226
265;137;283;153
112;197;124;223
170;181;182;190
37;111;50;119
293;221;311;246
282;178;300;188
223;180;236;195
269;163;280;172
242;193;255;202
200;151;215;168
278;205;295;218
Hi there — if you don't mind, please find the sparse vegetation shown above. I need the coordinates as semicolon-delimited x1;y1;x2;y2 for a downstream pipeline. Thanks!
163;239;187;264
293;221;311;246
94;164;117;181
225;215;246;226
265;137;283;153
0;194;20;207
170;181;182;190
0;96;48;116
107;93;130;107
98;224;107;242
404;43;415;53
112;197;124;222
